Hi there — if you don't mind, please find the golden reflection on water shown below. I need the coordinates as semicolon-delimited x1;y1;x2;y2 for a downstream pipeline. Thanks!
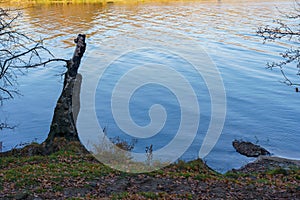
8;4;103;48
2;1;204;48
5;0;217;6
1;0;290;50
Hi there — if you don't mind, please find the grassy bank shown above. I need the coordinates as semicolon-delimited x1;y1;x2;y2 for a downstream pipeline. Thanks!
0;147;299;199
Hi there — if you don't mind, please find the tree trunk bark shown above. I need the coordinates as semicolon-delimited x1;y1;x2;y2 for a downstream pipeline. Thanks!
43;34;86;151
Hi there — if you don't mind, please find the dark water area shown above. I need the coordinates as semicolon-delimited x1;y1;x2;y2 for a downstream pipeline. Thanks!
1;0;299;173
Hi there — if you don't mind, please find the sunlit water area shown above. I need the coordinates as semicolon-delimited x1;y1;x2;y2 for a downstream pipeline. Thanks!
0;0;299;173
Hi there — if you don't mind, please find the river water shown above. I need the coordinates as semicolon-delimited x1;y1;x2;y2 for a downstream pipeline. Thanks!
1;0;299;173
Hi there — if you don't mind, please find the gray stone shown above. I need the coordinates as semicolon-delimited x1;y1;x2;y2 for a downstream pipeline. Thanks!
232;140;270;157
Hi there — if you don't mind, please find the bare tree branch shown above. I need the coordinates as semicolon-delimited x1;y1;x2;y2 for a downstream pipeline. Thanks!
0;7;69;130
11;58;69;69
257;1;300;88
0;8;68;101
0;122;15;130
0;86;13;98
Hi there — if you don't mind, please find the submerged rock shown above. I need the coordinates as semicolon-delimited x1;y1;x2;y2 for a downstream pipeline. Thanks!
232;140;270;157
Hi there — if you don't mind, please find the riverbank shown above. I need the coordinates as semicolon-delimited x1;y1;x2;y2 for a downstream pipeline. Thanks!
0;142;299;199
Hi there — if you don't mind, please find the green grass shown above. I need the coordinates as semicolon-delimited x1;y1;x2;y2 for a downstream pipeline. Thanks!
266;168;288;176
0;150;115;192
224;171;250;179
111;192;130;199
1;148;300;199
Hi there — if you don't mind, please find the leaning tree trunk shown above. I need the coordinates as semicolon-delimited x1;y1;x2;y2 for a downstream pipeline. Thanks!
43;34;86;152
